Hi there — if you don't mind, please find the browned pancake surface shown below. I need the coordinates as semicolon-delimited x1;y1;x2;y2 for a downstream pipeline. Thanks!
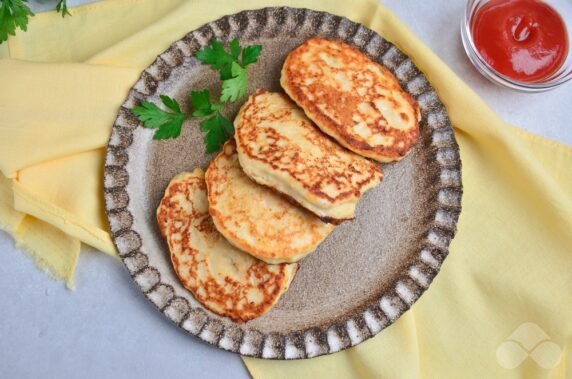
235;90;383;221
157;169;297;322
281;38;420;162
206;141;334;263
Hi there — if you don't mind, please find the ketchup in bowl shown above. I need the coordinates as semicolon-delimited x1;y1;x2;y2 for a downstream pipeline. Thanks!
472;0;569;82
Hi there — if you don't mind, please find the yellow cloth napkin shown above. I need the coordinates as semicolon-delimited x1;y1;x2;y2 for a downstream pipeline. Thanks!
0;0;570;377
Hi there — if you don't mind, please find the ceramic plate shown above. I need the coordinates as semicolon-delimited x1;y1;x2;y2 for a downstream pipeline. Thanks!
104;7;463;359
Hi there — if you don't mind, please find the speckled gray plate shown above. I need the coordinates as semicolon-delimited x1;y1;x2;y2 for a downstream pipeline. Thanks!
104;7;463;359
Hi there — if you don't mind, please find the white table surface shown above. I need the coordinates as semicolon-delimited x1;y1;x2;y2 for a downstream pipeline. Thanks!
2;1;571;378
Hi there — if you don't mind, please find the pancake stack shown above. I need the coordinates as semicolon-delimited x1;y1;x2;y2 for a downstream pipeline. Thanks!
234;91;382;222
157;170;297;322
206;141;335;263
158;38;420;322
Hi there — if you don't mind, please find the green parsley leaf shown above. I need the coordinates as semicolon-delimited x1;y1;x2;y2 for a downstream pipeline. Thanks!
229;38;241;61
219;64;234;81
200;111;234;153
132;102;165;128
55;0;71;17
0;0;35;44
190;89;220;117
241;44;263;66
196;38;260;81
220;62;248;103
195;40;234;71
152;119;185;139
132;96;188;140
160;94;182;113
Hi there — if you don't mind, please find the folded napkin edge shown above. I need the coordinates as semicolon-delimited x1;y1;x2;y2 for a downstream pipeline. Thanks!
12;180;118;258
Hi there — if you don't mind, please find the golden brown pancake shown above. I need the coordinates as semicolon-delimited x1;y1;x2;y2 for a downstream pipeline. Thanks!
234;90;383;222
281;37;421;162
157;169;297;322
206;141;335;264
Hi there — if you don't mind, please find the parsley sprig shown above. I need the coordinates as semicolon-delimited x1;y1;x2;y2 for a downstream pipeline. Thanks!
55;0;71;17
0;0;71;44
130;95;187;140
196;40;262;102
132;38;262;153
189;89;234;152
0;0;34;43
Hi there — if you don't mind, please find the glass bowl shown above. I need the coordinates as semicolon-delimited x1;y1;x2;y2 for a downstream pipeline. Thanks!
461;0;572;92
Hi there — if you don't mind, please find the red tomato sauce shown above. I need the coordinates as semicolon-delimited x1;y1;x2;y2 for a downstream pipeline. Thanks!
472;0;569;82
